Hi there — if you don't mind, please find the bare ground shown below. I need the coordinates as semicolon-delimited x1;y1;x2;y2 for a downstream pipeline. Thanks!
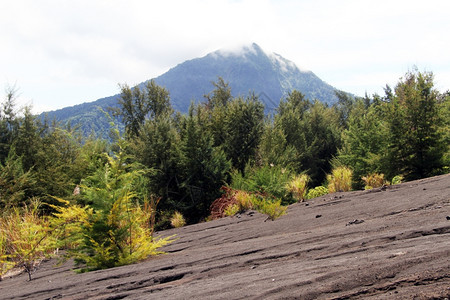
1;174;449;299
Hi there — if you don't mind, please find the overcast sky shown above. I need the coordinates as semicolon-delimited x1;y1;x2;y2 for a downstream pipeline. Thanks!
1;0;449;113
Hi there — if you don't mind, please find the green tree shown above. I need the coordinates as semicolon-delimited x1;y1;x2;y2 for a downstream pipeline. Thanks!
204;77;233;109
275;91;341;185
221;94;265;174
0;86;20;164
0;149;36;209
115;80;172;138
132;114;182;210
335;99;388;188
386;70;445;179
59;145;172;271
178;104;231;222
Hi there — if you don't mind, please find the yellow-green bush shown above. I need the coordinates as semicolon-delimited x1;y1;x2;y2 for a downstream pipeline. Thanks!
285;174;310;202
0;200;56;280
391;175;404;185
234;190;255;211
327;167;353;193
306;186;329;199
253;198;287;221
224;204;240;216
170;211;186;228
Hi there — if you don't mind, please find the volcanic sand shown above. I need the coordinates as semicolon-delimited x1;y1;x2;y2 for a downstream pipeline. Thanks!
1;174;449;299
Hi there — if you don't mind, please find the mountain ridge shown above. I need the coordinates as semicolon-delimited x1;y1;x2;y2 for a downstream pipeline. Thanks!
41;43;341;136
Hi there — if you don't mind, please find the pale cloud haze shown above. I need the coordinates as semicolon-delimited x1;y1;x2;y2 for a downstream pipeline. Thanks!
1;0;449;113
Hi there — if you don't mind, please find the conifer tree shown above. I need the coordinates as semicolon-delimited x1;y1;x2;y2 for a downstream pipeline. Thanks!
386;70;445;179
179;104;231;222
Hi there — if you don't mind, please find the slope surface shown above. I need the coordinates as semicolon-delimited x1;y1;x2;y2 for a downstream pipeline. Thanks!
1;174;449;299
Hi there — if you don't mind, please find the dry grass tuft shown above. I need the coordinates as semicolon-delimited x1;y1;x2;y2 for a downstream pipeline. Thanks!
285;174;310;202
170;211;186;228
327;167;353;193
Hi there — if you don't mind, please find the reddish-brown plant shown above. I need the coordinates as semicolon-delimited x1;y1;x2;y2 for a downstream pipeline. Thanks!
209;186;237;220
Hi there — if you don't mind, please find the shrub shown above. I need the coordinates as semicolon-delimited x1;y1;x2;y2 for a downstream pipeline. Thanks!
391;175;404;185
362;173;386;190
224;204;240;216
306;186;329;199
230;165;293;200
234;190;255;211
253;198;287;221
327;167;353;193
50;148;174;272
170;211;186;228
0;200;56;281
285;174;310;202
211;187;288;221
209;186;237;220
52;194;173;272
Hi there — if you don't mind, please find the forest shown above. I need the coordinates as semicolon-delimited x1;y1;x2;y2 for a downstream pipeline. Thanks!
0;69;449;279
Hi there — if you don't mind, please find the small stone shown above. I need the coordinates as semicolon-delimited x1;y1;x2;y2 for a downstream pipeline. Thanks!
446;216;450;221
315;214;322;218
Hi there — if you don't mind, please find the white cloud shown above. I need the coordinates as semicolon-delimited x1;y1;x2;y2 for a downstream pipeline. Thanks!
1;0;449;113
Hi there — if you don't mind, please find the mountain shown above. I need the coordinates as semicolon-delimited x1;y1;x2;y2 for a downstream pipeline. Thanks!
41;43;341;137
152;43;339;112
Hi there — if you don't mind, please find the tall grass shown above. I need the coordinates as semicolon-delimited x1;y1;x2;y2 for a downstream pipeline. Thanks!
285;174;310;202
327;167;353;193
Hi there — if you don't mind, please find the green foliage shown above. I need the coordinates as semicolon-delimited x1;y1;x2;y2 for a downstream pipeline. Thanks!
115;80;172;138
0;86;20;164
391;175;404;185
258;120;297;168
385;70;445;180
220;94;265;174
230;165;293;202
252;197;287;221
335;100;387;189
305;186;329;199
0;149;36;209
50;145;173;272
178;104;231;222
327;167;353;193
234;190;255;211
439;92;450;171
204;77;233;109
224;204;240;216
275;92;342;186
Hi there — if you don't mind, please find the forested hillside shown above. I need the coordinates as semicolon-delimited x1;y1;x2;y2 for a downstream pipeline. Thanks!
1;69;449;277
